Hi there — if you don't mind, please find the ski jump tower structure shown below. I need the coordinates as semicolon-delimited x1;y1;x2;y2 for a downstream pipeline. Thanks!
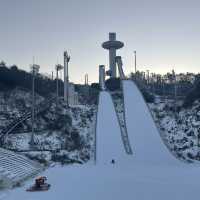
102;33;124;78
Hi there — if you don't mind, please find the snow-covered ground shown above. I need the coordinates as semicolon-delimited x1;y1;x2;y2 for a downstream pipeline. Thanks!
1;163;200;200
149;95;200;161
96;91;126;163
1;80;200;200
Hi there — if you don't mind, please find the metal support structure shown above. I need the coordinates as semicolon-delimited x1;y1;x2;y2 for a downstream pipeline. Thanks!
30;64;40;147
64;51;70;107
115;56;126;80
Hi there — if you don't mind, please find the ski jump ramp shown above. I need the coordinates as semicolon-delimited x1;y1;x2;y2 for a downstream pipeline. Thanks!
123;80;179;165
96;80;180;165
96;91;126;164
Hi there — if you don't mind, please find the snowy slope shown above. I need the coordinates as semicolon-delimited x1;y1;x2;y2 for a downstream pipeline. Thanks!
123;80;180;165
1;80;200;200
96;91;126;164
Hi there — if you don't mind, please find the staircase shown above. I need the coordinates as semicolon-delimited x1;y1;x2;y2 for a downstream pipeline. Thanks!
110;91;133;155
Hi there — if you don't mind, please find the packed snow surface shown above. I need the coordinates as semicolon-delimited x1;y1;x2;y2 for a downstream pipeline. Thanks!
1;164;200;200
1;80;200;200
123;80;180;165
96;91;126;164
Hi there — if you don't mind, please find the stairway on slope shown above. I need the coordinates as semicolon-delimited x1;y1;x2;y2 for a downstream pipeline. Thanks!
110;91;132;155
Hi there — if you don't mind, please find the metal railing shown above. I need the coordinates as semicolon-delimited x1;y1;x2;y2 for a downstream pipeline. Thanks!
0;96;56;145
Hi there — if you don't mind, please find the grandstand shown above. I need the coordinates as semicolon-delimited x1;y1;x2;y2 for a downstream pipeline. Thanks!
0;148;43;187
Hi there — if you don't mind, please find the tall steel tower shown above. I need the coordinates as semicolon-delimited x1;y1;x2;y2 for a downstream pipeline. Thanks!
64;51;70;106
102;33;124;78
30;64;40;147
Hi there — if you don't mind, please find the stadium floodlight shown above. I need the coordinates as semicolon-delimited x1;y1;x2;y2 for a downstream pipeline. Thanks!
30;64;40;147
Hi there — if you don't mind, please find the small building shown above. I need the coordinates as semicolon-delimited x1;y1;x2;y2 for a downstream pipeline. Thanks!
68;83;79;105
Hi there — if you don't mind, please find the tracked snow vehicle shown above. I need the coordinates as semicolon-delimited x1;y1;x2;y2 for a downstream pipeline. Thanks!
26;176;50;192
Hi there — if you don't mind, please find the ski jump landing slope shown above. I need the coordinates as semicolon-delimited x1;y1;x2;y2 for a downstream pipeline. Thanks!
123;80;179;165
96;91;128;164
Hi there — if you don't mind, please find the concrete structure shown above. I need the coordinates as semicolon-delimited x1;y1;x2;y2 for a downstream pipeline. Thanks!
102;33;124;78
68;83;79;105
99;65;106;90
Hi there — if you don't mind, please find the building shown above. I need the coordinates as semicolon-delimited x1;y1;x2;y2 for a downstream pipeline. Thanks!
68;83;79;105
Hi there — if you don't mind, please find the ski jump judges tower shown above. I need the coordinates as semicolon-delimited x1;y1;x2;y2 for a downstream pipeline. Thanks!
102;33;124;78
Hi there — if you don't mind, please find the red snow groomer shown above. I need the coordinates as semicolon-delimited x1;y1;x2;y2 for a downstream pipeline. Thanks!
26;176;51;192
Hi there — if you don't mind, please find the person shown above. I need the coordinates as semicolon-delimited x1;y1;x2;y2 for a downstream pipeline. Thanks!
35;177;45;188
111;159;115;164
35;178;41;188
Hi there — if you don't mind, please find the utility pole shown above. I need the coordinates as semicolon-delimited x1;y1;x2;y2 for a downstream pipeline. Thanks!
134;51;137;74
64;51;70;107
85;74;88;85
162;77;166;103
146;70;150;89
30;64;40;147
172;69;177;115
51;71;54;80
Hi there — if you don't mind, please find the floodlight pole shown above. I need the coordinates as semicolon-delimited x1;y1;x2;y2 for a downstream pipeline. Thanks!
64;51;70;107
173;70;177;116
56;67;59;105
30;64;40;147
134;51;137;74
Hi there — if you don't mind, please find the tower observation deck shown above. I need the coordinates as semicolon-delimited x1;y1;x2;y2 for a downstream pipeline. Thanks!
102;33;124;78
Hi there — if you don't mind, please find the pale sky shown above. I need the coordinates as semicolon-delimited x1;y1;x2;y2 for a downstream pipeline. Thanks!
0;0;200;83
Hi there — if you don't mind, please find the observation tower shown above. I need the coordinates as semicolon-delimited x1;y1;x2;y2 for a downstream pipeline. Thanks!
102;33;124;78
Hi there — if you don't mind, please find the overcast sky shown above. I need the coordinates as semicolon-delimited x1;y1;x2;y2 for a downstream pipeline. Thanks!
0;0;200;83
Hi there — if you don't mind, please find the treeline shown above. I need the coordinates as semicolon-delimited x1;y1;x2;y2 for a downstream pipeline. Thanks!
0;63;61;97
183;75;200;107
0;62;99;104
105;78;154;103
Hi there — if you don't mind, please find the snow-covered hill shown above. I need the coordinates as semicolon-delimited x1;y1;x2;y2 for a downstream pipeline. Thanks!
150;98;200;162
0;88;97;165
1;79;200;200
